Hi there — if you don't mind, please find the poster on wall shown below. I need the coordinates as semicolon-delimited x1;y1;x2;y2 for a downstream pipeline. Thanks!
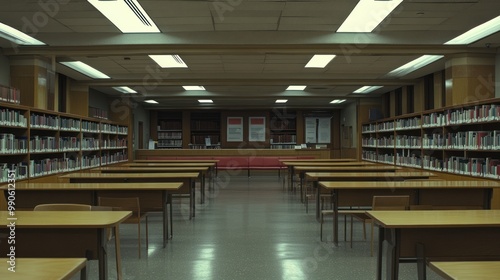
317;117;331;143
249;117;266;142
305;117;317;143
227;117;243;142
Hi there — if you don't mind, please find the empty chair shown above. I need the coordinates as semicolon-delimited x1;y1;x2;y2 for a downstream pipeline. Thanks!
98;197;148;258
34;203;92;211
370;195;410;256
320;208;368;247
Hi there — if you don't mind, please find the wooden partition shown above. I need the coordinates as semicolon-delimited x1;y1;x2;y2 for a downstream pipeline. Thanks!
135;148;331;159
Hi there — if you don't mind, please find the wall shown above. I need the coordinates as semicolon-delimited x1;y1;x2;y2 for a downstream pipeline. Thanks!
133;103;150;150
88;88;111;111
340;101;357;148
0;55;9;85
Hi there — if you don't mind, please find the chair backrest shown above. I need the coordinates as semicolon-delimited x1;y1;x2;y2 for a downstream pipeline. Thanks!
34;203;92;211
98;197;141;217
372;196;410;211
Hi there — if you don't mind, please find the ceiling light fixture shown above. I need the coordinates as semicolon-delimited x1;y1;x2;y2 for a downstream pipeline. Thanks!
387;55;444;77
183;86;205;90
445;15;500;45
149;55;188;68
286;85;306;90
275;99;288;103
59;61;110;79
144;100;158;104
0;22;45;45
305;55;336;68
198;99;213;103
354;86;383;94
337;0;403;33
87;0;159;33
330;99;346;104
113;86;137;94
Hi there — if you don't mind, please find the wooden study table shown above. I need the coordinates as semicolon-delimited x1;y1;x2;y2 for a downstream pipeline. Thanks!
126;161;217;175
367;210;500;280
4;182;182;247
0;211;131;280
59;172;199;219
95;166;210;203
281;161;378;191
318;180;499;247
0;258;87;280
294;165;400;201
429;261;500;280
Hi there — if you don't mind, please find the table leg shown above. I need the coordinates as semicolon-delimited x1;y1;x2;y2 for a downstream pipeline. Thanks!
191;179;195;218
80;262;88;280
315;181;320;221
333;190;339;246
98;228;108;280
114;226;123;280
201;174;206;204
376;226;384;280
169;193;173;239
163;190;168;247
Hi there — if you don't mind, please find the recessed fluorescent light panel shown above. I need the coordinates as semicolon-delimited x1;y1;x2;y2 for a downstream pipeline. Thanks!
149;55;188;68
330;99;346;104
305;55;336;68
354;86;383;94
275;99;288;103
387;55;444;77
445;15;500;45
183;86;205;91
113;86;137;94
286;85;306;90
198;99;213;103
87;0;159;33
337;0;403;33
145;100;158;104
0;22;45;45
59;61;110;79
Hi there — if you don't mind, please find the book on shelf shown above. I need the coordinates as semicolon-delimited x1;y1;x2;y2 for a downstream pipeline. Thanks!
0;107;27;127
0;85;21;104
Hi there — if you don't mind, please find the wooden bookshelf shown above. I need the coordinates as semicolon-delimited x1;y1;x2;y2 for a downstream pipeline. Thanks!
190;112;221;149
269;110;297;149
361;98;500;179
0;102;130;183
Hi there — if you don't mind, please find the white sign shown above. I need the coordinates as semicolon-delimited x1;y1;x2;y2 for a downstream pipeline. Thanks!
249;117;266;142
227;117;243;142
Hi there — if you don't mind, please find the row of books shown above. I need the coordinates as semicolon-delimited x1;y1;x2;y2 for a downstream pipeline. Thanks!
29;157;80;178
361;150;394;164
88;106;108;120
0;162;28;183
395;153;422;168
423;134;445;149
30;136;58;152
157;139;182;147
377;121;394;132
0;134;28;154
444;156;500;179
444;131;500;150
159;120;182;130
395;117;421;130
81;155;101;169
82;120;100;132
445;104;500;125
270;134;296;144
59;137;80;151
30;113;59;129
60;118;81;131
102;139;128;149
191;135;220;145
158;131;182;139
82;138;100;150
0;108;27;127
0;86;21;104
101;152;128;164
362;123;376;133
270;144;296;149
395;135;421;148
189;144;221;149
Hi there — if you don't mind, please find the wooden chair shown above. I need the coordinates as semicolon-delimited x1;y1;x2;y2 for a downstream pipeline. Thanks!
34;203;92;211
320;208;368;247
370;195;410;256
98;197;148;258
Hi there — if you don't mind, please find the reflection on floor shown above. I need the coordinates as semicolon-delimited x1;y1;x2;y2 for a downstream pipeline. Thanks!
79;174;443;280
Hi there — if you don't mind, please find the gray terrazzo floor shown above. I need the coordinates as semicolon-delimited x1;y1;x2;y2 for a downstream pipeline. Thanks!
80;174;443;280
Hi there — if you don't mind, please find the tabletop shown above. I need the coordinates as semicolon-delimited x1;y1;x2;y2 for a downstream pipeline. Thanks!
318;180;500;190
0;258;87;280
295;165;398;171
429;261;500;280
0;211;132;228
124;163;216;167
306;171;434;180
60;172;200;179
366;210;500;228
1;182;183;191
